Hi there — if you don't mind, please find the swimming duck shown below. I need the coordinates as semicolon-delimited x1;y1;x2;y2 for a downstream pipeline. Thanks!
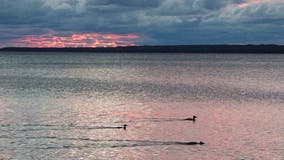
176;141;205;145
184;141;205;145
115;124;128;130
120;124;128;130
183;115;197;121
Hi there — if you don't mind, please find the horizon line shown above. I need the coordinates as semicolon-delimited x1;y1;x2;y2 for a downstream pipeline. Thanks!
1;44;283;49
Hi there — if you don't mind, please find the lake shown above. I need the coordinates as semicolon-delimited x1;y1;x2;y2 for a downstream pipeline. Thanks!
0;52;283;160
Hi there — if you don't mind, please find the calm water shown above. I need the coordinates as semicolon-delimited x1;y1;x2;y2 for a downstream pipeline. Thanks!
0;52;283;160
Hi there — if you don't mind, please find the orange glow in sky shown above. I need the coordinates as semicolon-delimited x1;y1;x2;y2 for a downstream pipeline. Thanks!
8;33;140;48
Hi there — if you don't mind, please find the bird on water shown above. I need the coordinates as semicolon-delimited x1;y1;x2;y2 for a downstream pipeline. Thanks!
175;141;205;145
115;124;128;130
184;141;205;145
121;124;128;130
183;115;197;121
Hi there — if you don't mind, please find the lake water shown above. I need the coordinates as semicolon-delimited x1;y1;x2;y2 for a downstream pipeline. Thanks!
0;52;283;160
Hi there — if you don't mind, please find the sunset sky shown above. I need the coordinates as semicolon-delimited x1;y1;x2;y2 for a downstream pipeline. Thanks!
1;0;284;47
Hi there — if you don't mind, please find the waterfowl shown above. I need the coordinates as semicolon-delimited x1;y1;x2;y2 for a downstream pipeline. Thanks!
183;115;197;121
176;141;205;145
184;141;205;145
118;124;128;130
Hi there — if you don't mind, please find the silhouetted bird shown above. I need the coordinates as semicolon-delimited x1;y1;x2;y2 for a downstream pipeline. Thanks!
176;141;205;145
118;124;128;130
185;141;205;145
183;115;197;121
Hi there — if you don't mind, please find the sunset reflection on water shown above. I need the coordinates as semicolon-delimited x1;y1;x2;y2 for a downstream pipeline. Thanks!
0;53;283;159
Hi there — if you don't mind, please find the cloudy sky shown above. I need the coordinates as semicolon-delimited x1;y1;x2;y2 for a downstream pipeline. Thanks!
1;0;284;47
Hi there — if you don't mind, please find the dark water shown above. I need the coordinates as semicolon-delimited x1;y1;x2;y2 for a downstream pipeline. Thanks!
0;52;283;160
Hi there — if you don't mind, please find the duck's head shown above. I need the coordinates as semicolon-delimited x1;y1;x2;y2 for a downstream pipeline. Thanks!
193;116;197;119
199;141;205;145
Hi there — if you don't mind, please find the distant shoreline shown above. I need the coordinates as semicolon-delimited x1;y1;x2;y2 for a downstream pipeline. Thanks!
1;45;284;53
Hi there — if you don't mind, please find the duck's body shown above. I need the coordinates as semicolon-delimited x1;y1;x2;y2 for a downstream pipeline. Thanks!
183;116;197;121
176;141;205;145
184;141;205;145
107;124;128;130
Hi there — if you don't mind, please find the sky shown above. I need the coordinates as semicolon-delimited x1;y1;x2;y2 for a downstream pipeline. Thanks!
0;0;284;47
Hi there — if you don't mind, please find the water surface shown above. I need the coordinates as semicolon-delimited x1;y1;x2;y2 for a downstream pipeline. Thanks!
0;52;283;159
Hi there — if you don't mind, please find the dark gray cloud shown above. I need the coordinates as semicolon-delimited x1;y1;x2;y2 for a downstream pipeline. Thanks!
0;0;283;47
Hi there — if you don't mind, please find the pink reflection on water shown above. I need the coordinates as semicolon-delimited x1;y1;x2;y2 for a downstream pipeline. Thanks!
110;100;284;159
195;101;284;159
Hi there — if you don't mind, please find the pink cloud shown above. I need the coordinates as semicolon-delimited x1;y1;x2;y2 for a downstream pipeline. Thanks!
3;32;140;48
237;0;273;8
